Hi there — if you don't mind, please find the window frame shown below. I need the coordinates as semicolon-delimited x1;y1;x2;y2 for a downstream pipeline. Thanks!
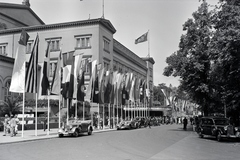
75;34;92;49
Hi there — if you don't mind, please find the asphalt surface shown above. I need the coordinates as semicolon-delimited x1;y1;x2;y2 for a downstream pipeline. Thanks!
0;124;239;160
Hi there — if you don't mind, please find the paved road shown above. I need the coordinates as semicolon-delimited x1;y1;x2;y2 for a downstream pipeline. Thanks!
0;124;239;160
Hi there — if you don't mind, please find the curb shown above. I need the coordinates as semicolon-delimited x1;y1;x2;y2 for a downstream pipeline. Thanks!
0;128;117;145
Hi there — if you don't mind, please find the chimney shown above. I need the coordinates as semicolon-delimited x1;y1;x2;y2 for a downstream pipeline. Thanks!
22;0;30;7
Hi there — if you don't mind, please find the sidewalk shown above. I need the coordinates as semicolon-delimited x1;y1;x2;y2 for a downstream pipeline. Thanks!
0;127;116;145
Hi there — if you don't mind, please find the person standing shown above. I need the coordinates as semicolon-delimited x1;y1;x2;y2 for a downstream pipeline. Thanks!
14;115;19;135
183;117;188;130
3;114;10;136
43;116;47;131
9;115;17;137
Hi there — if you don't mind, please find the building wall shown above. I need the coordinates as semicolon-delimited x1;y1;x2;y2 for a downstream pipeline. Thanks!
0;56;13;101
0;19;153;106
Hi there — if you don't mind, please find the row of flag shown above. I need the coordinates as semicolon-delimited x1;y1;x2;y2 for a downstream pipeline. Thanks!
9;30;150;106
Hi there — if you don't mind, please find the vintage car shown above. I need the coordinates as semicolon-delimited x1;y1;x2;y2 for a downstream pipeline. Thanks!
58;120;93;137
197;117;240;142
116;119;139;130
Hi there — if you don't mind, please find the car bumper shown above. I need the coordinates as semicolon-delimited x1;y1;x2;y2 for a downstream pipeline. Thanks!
58;130;74;136
221;132;240;138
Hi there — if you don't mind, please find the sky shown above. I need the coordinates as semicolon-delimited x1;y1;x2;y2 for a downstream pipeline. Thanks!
2;0;219;87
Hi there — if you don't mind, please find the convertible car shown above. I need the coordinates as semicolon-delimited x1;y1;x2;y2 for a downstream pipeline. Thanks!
116;119;139;130
58;120;93;137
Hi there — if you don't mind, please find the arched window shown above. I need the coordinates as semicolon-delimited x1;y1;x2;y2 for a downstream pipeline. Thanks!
4;80;11;101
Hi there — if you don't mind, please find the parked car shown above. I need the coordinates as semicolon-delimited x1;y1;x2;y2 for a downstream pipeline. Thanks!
197;116;240;142
58;120;93;137
116;119;138;130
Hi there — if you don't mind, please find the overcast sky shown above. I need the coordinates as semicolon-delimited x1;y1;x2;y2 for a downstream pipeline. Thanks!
2;0;219;87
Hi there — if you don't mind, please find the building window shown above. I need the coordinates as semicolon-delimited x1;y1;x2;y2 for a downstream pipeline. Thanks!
46;37;62;52
26;40;34;54
149;68;153;77
75;35;91;49
104;62;109;71
0;43;7;56
4;80;11;101
103;38;110;53
50;40;60;51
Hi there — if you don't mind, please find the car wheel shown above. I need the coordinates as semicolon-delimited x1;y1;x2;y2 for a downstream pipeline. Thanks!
88;128;92;135
58;134;63;138
199;131;204;138
74;130;79;137
217;131;222;142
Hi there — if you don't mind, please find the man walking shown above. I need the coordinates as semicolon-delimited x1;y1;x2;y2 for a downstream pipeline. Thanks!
183;117;188;130
3;114;10;136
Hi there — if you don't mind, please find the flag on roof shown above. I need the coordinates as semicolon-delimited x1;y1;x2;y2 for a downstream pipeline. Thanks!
135;31;148;44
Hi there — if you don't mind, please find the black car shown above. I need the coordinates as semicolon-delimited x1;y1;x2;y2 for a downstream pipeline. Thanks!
197;117;240;142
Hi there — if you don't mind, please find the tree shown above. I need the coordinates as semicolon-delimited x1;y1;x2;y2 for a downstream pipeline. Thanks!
0;96;22;116
209;0;240;119
164;1;213;116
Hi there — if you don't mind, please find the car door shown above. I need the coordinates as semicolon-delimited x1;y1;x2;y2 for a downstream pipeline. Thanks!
201;118;212;135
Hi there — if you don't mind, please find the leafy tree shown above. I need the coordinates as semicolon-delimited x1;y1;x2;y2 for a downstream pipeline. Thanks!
164;1;213;116
0;96;22;116
209;0;240;118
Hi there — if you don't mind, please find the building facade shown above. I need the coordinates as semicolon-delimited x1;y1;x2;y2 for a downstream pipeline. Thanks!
0;1;155;117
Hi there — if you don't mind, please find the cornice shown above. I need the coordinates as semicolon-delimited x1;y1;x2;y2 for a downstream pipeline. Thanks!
141;57;155;64
0;2;45;25
113;39;147;70
0;54;14;63
0;18;116;35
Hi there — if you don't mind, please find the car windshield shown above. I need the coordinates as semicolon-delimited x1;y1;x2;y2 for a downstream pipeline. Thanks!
214;119;229;125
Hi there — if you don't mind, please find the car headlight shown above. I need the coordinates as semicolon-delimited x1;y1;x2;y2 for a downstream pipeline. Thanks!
224;126;228;131
235;127;239;131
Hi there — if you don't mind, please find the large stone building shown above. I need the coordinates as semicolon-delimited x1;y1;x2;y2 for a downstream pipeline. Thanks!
0;1;154;118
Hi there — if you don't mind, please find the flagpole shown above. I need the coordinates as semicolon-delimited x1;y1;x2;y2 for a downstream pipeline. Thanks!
116;82;118;125
128;100;130;120
47;90;50;135
35;93;38;136
22;68;25;138
98;103;100;129
83;101;85;120
103;104;105;130
58;95;61;128
113;104;115;128
108;103;110;128
121;104;123;122
67;99;69;125
148;29;150;57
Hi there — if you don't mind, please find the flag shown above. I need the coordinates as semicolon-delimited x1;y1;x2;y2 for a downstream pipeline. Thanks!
98;67;105;104
104;70;112;104
41;42;51;95
9;30;29;93
51;50;62;95
62;65;71;99
77;59;88;102
85;60;97;102
68;55;75;99
73;52;83;99
135;32;148;44
129;76;136;102
25;34;39;93
92;64;99;103
140;80;146;103
125;73;133;100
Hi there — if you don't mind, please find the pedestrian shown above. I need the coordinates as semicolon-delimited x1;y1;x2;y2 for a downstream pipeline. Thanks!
14;114;19;135
43;116;47;131
9;114;17;137
148;118;151;129
3;114;10;136
183;117;188;130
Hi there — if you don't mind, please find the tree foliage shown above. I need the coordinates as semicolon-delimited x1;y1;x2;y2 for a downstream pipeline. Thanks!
164;1;213;115
164;0;240;117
